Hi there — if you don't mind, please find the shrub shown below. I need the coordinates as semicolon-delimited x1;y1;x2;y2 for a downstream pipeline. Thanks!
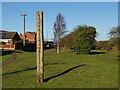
74;25;97;54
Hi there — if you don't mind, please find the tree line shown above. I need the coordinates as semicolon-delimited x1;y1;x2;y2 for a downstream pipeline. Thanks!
53;13;119;54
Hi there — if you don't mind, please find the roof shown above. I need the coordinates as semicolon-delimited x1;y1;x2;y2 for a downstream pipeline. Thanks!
45;41;54;44
27;32;36;38
20;32;36;39
1;32;17;39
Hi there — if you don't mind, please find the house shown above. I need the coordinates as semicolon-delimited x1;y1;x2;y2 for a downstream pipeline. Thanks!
20;32;55;49
20;32;36;44
0;31;21;50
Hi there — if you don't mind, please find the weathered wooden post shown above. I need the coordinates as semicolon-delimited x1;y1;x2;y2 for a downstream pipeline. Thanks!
36;11;44;83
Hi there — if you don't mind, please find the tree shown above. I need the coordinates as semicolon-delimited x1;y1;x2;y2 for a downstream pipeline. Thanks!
109;26;120;38
95;40;112;51
74;25;97;54
53;13;66;53
108;26;120;51
60;32;75;49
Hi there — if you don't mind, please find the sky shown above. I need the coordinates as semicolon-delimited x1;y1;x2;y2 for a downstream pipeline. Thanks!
1;0;119;2
2;2;118;41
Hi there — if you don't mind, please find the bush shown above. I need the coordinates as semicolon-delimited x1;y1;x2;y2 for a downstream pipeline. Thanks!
95;40;114;51
74;25;97;54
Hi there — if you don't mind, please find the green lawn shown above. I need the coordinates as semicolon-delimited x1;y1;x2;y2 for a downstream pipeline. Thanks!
2;49;118;88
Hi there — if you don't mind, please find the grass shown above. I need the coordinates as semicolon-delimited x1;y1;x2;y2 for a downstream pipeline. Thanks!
2;49;118;88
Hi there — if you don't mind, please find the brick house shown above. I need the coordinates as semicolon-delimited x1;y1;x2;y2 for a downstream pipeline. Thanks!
20;32;36;44
0;32;21;50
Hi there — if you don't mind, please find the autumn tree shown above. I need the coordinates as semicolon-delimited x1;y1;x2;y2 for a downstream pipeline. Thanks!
53;13;66;53
60;32;75;49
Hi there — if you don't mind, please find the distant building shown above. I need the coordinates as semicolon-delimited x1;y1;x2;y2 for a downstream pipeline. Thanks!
20;32;36;44
0;31;21;50
44;40;55;49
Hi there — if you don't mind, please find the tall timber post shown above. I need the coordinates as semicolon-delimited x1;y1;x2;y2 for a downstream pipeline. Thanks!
36;11;44;83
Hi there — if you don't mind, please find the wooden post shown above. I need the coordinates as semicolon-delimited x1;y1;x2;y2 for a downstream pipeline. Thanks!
36;11;44;83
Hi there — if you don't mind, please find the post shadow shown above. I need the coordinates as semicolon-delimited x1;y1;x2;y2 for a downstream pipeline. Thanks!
44;64;86;82
2;62;66;75
2;64;86;82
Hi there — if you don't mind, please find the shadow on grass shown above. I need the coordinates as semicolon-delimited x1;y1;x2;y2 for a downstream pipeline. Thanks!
118;54;120;61
21;47;54;52
90;51;106;55
3;64;86;82
61;50;106;55
2;66;37;76
21;48;36;52
2;64;86;83
1;50;22;56
2;63;66;75
44;64;86;82
19;46;36;52
44;62;66;66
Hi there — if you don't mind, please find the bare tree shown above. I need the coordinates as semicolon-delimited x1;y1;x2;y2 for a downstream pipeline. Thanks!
53;13;66;53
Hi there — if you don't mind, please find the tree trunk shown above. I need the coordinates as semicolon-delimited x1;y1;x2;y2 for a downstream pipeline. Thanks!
57;42;60;54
